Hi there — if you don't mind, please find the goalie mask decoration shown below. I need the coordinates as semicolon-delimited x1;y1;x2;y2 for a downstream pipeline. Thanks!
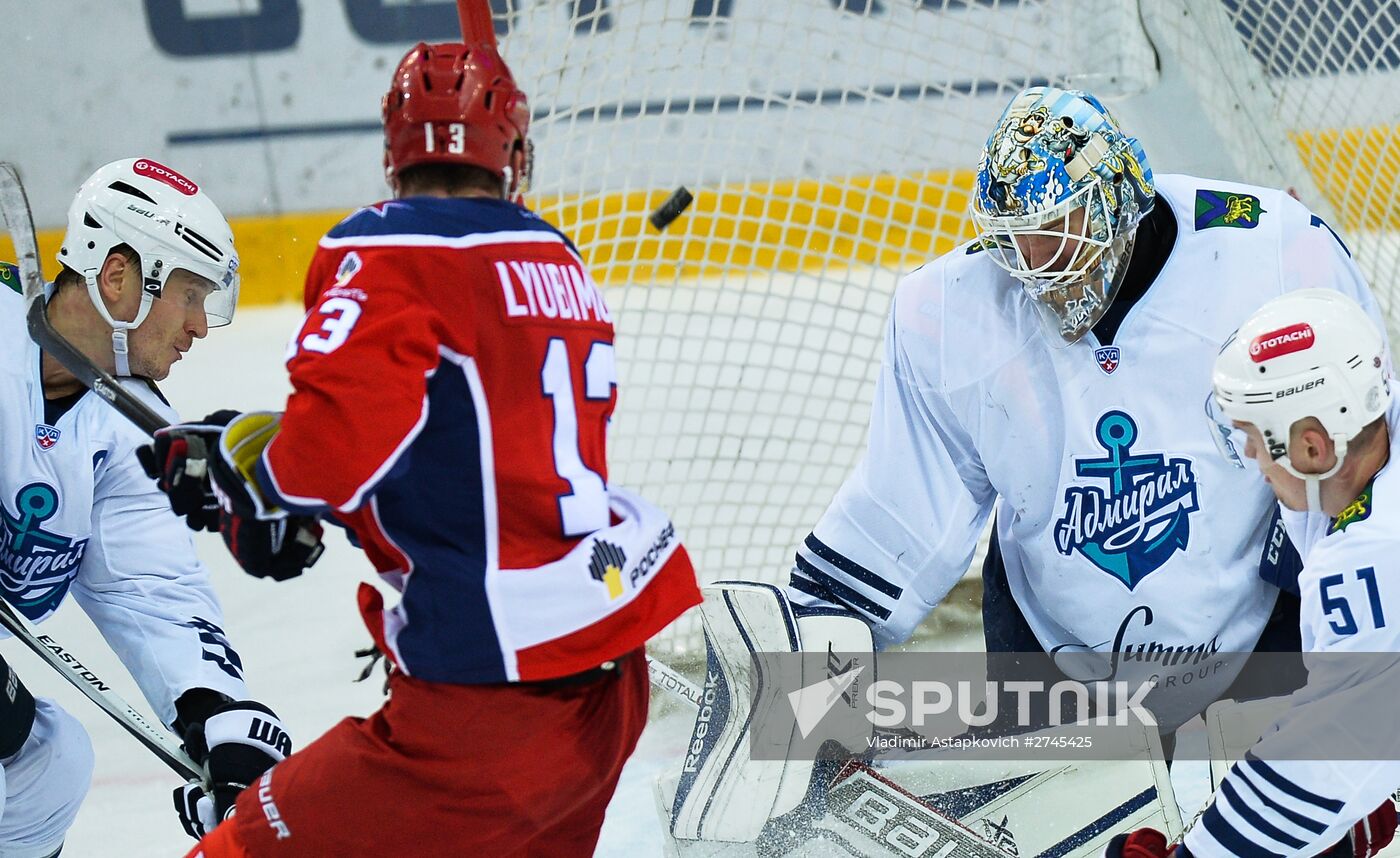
972;86;1155;345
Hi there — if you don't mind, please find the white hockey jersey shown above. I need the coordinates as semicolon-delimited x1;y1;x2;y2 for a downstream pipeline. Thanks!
1184;396;1400;857
791;174;1383;730
0;279;248;727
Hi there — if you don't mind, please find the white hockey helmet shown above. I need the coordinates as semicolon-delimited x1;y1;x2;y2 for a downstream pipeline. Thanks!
58;158;240;374
1210;289;1390;506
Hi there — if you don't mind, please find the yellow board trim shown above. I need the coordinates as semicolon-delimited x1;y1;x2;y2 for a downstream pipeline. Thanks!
3;124;1395;307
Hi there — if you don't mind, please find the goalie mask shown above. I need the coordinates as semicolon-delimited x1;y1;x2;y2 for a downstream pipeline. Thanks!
59;158;240;376
1210;289;1391;511
972;86;1154;345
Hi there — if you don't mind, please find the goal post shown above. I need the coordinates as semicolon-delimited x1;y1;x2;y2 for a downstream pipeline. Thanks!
496;0;1400;658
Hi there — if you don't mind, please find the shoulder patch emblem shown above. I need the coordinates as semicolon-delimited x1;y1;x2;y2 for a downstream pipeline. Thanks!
1329;480;1374;534
334;251;363;287
0;262;20;295
965;236;1004;256
1195;190;1265;230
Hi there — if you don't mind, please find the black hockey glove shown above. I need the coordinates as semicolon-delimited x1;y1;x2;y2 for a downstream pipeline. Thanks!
173;695;292;839
208;412;325;581
136;410;239;532
0;652;36;760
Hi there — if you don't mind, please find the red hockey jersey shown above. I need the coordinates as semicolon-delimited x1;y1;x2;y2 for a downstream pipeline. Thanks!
256;197;700;682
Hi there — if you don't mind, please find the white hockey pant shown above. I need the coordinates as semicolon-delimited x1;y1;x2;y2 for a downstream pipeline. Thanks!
0;699;94;858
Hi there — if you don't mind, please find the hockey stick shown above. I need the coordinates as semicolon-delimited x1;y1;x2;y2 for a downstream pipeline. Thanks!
456;0;497;48
0;163;202;780
0;163;168;436
647;653;704;709
6;160;709;728
0;598;201;780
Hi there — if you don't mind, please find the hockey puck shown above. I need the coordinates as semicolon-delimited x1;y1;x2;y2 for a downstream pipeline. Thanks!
648;186;694;231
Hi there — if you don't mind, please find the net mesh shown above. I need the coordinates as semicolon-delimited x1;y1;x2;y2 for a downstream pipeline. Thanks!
495;0;1400;658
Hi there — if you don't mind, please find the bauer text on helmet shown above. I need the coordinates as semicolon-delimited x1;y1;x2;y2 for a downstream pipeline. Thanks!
1211;289;1391;512
971;86;1155;345
381;41;532;198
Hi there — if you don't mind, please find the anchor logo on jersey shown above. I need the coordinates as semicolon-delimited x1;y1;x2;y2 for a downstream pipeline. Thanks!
34;424;61;451
0;483;90;620
1054;411;1199;590
1094;346;1120;375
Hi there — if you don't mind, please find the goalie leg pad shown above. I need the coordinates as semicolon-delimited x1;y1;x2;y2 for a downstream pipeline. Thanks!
670;585;878;843
671;582;802;842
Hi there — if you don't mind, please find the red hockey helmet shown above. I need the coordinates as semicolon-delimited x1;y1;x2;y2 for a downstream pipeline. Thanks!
382;41;531;193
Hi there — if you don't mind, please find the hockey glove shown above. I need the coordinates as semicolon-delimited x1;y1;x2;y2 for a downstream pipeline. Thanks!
1322;800;1398;858
173;698;292;839
209;412;326;581
136;410;239;532
1104;829;1178;858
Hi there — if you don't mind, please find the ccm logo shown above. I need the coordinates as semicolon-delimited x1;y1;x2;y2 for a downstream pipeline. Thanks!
1250;323;1314;363
134;158;198;195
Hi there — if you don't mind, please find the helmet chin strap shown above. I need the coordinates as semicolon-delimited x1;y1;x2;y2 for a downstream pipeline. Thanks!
83;271;156;377
1280;435;1349;513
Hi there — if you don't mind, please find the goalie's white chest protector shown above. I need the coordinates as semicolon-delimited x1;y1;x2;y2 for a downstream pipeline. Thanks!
802;174;1383;729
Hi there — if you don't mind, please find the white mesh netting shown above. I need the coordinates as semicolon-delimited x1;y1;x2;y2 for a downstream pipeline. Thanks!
495;0;1400;658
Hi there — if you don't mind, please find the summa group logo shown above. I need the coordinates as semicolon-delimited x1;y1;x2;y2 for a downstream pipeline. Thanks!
1055;411;1199;590
588;540;627;600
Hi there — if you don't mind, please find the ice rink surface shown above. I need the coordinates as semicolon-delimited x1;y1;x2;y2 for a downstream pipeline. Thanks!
20;306;1222;855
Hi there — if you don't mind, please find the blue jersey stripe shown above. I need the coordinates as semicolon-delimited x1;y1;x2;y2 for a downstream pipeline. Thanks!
1233;764;1328;834
327;196;570;248
803;533;904;599
1201;804;1288;858
1244;754;1346;813
1218;779;1309;848
792;557;892;621
789;568;838;605
371;361;505;682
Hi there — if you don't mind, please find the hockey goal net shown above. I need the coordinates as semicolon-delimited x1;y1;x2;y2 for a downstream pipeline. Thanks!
496;0;1400;659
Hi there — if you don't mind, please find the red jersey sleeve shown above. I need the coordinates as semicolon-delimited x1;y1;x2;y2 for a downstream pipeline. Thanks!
260;246;448;512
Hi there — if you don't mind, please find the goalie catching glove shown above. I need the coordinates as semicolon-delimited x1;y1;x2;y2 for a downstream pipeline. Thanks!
140;411;325;580
172;695;292;839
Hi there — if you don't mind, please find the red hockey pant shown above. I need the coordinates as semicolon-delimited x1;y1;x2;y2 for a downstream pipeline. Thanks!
184;650;648;857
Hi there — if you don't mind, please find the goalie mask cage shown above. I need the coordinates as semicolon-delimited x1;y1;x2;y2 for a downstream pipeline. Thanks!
494;0;1400;658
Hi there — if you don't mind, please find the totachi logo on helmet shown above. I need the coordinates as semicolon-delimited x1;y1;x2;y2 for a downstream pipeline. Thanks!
133;159;198;196
1249;322;1314;363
